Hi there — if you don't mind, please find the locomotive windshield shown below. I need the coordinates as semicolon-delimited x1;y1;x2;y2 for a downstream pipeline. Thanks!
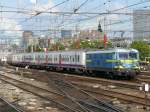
119;53;128;59
119;52;138;60
129;52;138;59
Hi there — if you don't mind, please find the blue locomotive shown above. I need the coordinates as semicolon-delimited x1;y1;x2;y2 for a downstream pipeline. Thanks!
86;48;140;78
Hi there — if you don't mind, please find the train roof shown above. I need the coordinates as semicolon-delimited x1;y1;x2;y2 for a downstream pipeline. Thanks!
86;48;138;54
10;48;138;55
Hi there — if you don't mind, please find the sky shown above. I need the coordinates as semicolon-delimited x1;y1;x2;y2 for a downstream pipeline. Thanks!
0;0;150;41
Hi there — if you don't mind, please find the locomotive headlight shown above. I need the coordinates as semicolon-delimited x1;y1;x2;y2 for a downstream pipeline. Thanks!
115;62;124;69
114;65;124;69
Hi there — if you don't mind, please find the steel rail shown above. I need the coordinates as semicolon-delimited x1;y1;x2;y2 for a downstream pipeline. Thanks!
0;74;87;112
0;97;24;112
49;75;124;112
2;66;150;106
74;83;150;106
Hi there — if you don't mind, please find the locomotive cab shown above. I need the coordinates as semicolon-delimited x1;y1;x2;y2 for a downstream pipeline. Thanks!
115;49;140;77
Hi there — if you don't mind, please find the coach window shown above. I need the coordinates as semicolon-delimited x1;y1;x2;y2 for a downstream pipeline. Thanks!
63;56;65;61
40;55;42;60
50;55;52;61
55;56;57;61
66;56;67;62
73;56;74;62
67;56;68;62
63;56;64;61
39;55;41;60
65;56;67;62
72;56;74;62
56;56;57;61
68;56;69;62
75;55;78;62
77;55;79;62
69;56;71;62
64;56;66;62
65;56;66;61
35;56;37;60
55;57;57;61
64;56;65;62
43;55;45;60
74;55;76;62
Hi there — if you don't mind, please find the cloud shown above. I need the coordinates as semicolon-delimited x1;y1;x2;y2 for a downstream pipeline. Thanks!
33;0;58;12
0;19;22;37
30;0;37;4
0;18;22;45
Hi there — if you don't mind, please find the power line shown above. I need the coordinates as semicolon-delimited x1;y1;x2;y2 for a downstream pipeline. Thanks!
20;0;71;23
73;0;89;13
109;0;150;12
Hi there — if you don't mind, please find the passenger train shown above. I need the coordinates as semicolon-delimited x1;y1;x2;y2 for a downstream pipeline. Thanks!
7;48;140;78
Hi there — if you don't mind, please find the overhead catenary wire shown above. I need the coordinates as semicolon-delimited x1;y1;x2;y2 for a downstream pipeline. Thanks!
73;0;89;13
0;0;150;37
20;0;71;23
53;0;150;29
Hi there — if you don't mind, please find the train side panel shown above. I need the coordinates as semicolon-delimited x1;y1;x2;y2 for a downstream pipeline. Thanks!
86;51;116;71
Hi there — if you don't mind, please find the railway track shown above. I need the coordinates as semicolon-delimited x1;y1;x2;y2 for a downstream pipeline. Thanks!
136;75;150;84
48;75;124;112
0;73;89;112
0;72;124;112
0;97;24;112
1;66;142;90
47;74;150;107
1;66;150;107
74;82;150;106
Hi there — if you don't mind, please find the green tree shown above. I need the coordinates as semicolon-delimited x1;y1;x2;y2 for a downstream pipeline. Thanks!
70;39;112;49
48;42;65;51
35;45;43;52
130;41;150;60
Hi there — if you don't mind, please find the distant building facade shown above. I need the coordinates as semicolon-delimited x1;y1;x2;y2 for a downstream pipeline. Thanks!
61;30;72;38
110;37;132;48
75;30;101;40
133;10;150;41
22;31;33;48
